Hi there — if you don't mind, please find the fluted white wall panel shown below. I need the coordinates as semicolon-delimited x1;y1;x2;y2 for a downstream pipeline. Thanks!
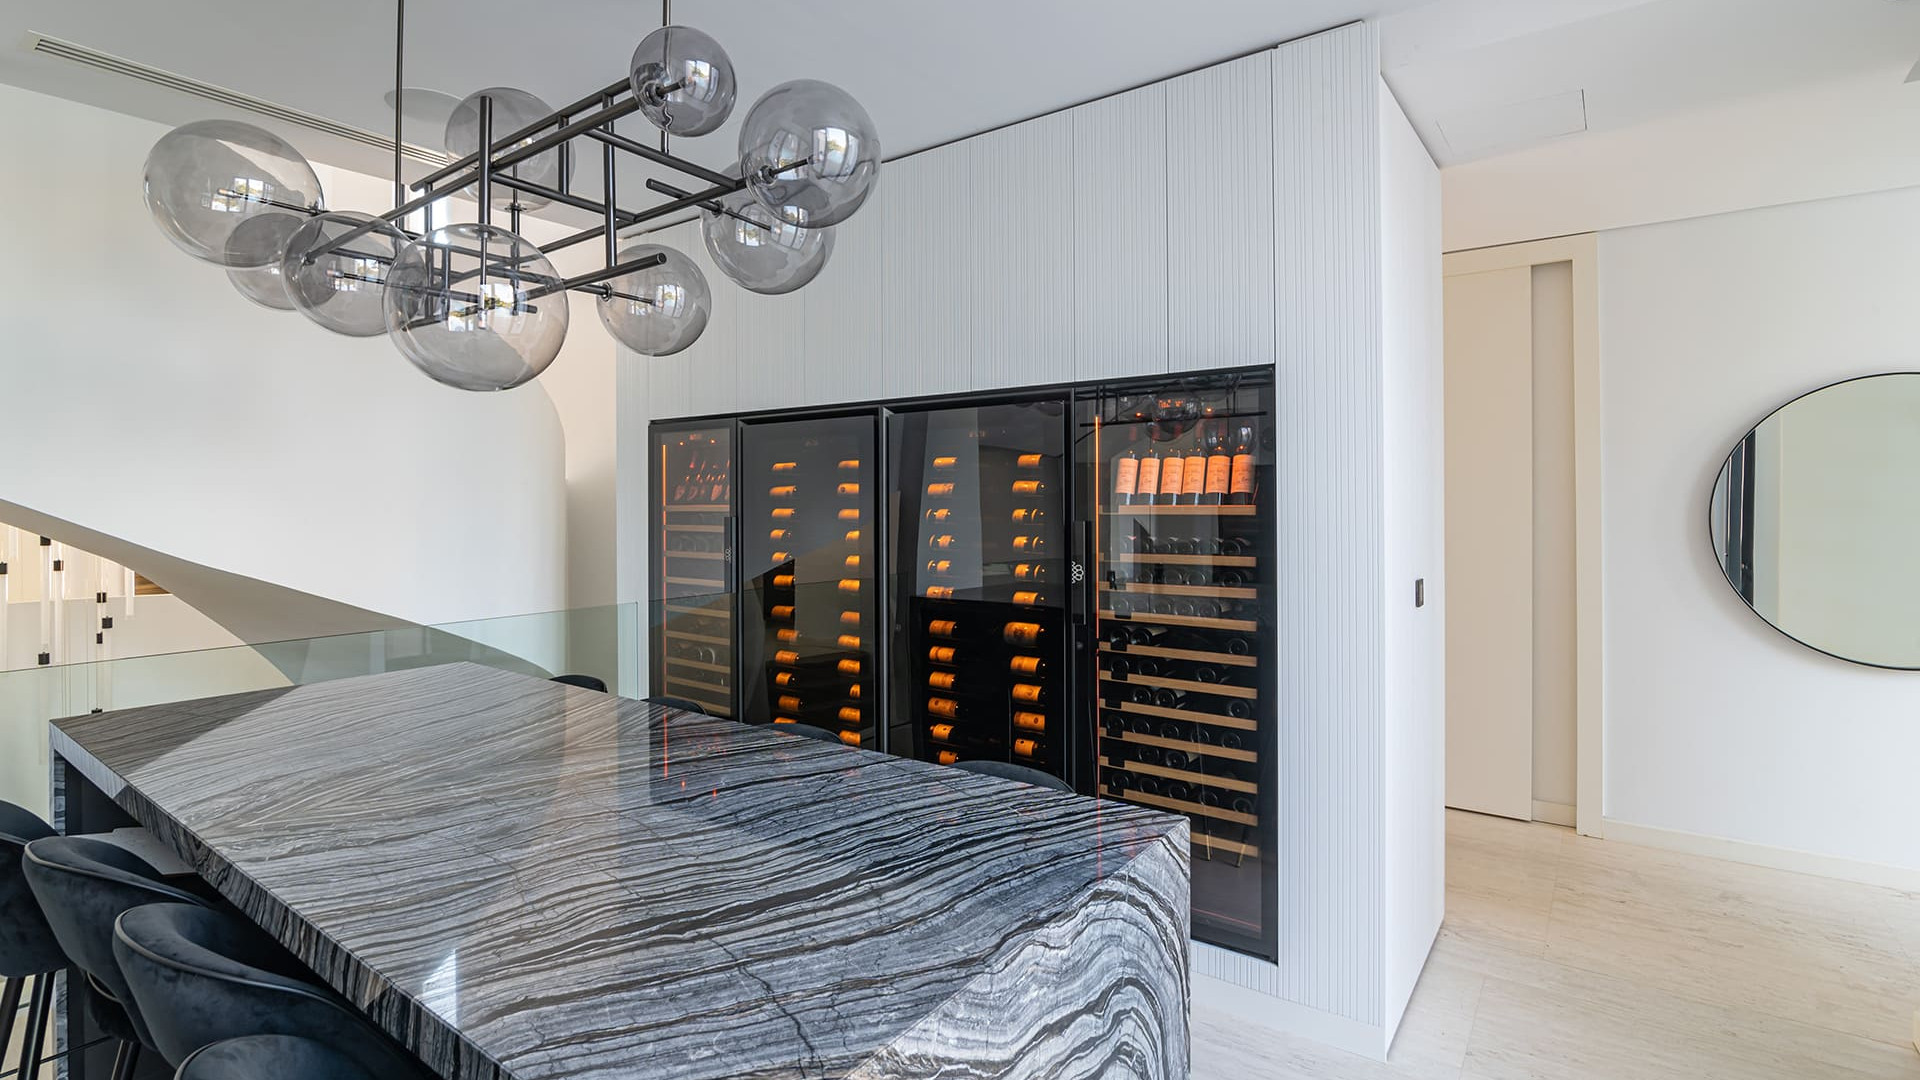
1073;85;1170;382
734;290;806;412
969;113;1075;390
883;142;974;398
684;219;738;417
1271;21;1386;1030
802;185;887;406
1168;52;1276;371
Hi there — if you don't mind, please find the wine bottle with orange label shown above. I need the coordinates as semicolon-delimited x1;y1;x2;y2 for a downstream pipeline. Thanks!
1202;422;1232;506
1179;435;1209;506
1228;423;1257;505
1113;448;1140;506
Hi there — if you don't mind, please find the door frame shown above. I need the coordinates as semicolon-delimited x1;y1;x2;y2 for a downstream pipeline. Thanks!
1443;234;1602;838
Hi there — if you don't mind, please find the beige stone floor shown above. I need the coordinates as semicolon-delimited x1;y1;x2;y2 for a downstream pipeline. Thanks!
1194;809;1920;1079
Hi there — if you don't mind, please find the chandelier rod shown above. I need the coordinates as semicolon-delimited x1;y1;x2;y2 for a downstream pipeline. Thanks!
414;78;629;189
393;0;405;207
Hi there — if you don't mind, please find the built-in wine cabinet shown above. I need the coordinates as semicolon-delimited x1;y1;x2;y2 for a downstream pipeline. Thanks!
646;367;1278;961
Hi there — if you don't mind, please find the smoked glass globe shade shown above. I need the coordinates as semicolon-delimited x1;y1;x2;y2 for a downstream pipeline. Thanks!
223;212;306;310
144;120;324;266
444;87;569;211
737;79;880;229
383;224;569;391
701;184;833;295
281;211;408;337
629;26;737;137
596;243;710;357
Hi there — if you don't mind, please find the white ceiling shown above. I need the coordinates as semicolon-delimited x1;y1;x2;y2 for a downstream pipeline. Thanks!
1383;0;1920;165
2;0;1916;199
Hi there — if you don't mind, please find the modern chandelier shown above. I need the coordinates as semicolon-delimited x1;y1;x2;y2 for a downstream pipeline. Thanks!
139;5;881;391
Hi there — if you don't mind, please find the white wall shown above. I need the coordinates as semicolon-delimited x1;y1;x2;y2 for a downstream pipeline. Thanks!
0;82;568;627
1599;184;1920;874
1378;79;1445;1042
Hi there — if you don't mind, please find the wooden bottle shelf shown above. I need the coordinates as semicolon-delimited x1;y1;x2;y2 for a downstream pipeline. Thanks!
666;576;725;589
1099;784;1257;827
1102;505;1255;517
664;503;730;512
1100;610;1258;632
1099;582;1258;601
665;550;723;561
1100;671;1257;700
663;629;730;647
1109;698;1257;732
659;679;731;711
1107;757;1258;795
665;656;730;675
1194;834;1261;859
664;523;724;534
1105;553;1257;568
664;603;730;618
1100;728;1257;764
1098;643;1256;668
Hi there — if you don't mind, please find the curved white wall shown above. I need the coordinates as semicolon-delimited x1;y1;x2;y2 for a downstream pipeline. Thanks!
0;83;566;626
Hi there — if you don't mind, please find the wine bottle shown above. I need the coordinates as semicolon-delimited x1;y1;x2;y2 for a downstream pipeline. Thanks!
836;508;861;521
844;555;862;570
771;460;797;472
928;670;957;690
839;458;862;471
1016;452;1044;469
836;633;862;650
837;705;862;725
845;529;864;544
1011;683;1045;705
1202;422;1231;506
938;750;960;765
1157;721;1188;741
1218;536;1248;557
1011;479;1047;497
1222;635;1252;656
928;645;957;663
1008;655;1046;677
1013;563;1050;582
1014;711;1047;733
837;482;860;496
1012;535;1048;554
1228;423;1257;505
1153;446;1180;506
769;484;797;498
932;455;957;469
926;559;953;575
1012;738;1039;759
1113;448;1140;507
1107;657;1132;679
928;619;960;638
1224;699;1253;720
1127;686;1154;705
1012;507;1048;525
777;693;803;712
1230;794;1256;816
1012;590;1047;607
928;697;960;719
1108;770;1132;795
1163;780;1193;803
1191;663;1222;684
840;610;861;626
1163;750;1190;772
774;671;798;688
1137;449;1164;506
1214;569;1245;587
769;528;791;542
1003;621;1044;646
838;578;862;594
1103;714;1127;739
927;482;956;497
772;573;795;589
770;604;794;620
925;508;952;522
930;722;956;742
836;658;861;676
1153;688;1184;710
929;534;957;549
775;627;799;643
1179;435;1208;506
1133;747;1163;767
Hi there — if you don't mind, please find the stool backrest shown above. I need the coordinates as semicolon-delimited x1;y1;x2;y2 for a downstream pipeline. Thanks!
178;1034;378;1080
22;836;205;1047
550;674;609;692
647;695;708;715
775;722;843;744
950;759;1074;793
113;904;419;1077
0;801;63;978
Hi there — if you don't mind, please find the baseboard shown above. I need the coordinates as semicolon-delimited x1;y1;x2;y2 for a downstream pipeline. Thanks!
1601;817;1920;893
1531;800;1576;827
1192;973;1389;1061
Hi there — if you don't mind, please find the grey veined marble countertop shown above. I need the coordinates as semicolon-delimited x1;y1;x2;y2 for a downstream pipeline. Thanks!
52;663;1190;1080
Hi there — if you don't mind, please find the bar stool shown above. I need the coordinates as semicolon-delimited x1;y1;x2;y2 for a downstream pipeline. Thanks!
648;694;708;715
1;801;62;1080
177;1035;380;1080
776;722;842;743
951;759;1074;793
22;837;208;1080
113;904;425;1078
550;674;608;692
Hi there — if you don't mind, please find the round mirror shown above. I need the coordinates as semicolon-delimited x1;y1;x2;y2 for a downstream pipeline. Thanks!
1710;373;1920;669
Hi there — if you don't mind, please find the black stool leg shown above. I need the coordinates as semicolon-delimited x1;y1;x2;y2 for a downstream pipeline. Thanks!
0;976;21;1074
20;975;53;1080
108;1040;140;1080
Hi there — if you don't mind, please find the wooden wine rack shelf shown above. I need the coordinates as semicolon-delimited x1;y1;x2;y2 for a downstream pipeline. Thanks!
666;576;725;589
1099;582;1258;600
1110;699;1257;731
664;523;723;534
1098;643;1255;668
665;656;730;675
664;603;729;618
1099;784;1258;826
664;504;730;513
665;550;723;561
1101;728;1257;764
1194;834;1261;859
1103;505;1256;517
659;679;730;712
1107;553;1256;568
1101;610;1258;632
1100;671;1257;700
1109;757;1258;795
663;630;730;647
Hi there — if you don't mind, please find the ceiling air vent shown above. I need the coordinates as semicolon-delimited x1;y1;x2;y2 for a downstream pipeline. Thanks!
25;32;452;166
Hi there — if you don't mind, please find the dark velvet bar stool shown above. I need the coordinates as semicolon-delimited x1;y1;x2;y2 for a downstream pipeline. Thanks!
22;836;208;1080
777;722;842;743
952;759;1074;793
177;1035;381;1080
112;904;425;1078
1;801;62;1080
648;694;708;715
550;674;609;692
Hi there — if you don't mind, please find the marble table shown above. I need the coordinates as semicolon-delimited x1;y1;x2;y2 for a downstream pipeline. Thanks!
50;663;1190;1080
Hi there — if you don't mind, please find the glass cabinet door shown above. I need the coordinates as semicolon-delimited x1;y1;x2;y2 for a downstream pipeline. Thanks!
887;400;1071;780
651;422;736;718
1078;373;1277;961
738;415;879;747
